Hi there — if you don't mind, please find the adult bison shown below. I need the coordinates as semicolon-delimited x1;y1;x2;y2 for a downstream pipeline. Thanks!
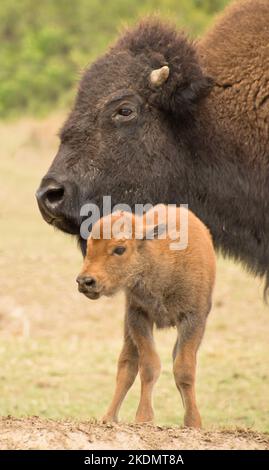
36;0;269;290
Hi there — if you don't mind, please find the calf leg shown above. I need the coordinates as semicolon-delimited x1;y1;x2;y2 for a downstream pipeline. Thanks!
173;315;206;428
128;307;161;423
102;315;139;423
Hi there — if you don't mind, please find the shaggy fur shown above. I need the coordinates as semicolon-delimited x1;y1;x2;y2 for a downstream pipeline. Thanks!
37;0;269;293
77;206;216;427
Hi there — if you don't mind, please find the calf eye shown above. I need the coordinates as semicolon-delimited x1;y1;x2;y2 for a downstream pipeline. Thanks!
118;107;133;117
113;246;126;256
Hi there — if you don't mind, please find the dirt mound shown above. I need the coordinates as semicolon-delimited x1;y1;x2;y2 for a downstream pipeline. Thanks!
0;417;268;450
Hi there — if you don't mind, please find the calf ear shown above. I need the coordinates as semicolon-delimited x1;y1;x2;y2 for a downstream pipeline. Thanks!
143;223;167;240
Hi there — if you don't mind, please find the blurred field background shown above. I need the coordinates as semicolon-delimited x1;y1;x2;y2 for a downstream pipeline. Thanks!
0;0;268;436
0;0;229;118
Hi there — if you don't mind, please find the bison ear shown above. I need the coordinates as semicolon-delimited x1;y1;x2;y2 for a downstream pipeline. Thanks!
176;74;214;114
149;64;214;118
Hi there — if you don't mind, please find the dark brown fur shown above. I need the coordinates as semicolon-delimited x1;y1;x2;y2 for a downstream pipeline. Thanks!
77;206;216;427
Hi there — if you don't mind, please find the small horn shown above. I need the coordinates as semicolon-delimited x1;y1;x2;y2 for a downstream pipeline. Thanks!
150;65;169;87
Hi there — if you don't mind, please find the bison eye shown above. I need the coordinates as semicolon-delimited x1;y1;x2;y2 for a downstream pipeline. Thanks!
118;107;133;117
113;246;126;256
112;102;137;124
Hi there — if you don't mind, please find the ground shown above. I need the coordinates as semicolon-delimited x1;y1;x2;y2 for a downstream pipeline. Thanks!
0;115;268;450
0;418;268;450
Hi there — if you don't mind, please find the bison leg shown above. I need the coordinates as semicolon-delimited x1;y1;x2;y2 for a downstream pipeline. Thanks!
173;315;206;428
102;314;139;423
128;307;161;423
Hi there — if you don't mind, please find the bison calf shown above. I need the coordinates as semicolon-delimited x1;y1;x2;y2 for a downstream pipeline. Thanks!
77;205;216;428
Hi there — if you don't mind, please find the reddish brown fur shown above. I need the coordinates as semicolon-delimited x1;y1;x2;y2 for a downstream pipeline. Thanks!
78;205;215;427
198;0;269;160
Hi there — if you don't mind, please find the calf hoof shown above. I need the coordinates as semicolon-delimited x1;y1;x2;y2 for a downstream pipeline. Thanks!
183;412;202;429
135;416;154;424
101;414;118;424
135;409;154;424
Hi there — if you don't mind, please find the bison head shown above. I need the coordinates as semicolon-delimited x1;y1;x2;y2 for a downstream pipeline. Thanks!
36;20;212;253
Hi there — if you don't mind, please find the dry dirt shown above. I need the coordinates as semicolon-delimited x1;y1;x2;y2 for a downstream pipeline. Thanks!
0;417;268;450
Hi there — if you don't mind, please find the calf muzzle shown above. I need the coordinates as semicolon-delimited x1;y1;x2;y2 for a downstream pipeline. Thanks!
76;275;100;299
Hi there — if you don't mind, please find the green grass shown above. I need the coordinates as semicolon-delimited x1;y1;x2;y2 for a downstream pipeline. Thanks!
0;115;268;432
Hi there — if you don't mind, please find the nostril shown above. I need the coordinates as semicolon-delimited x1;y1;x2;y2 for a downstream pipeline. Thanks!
36;180;65;213
46;187;64;206
76;276;96;289
84;277;96;288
